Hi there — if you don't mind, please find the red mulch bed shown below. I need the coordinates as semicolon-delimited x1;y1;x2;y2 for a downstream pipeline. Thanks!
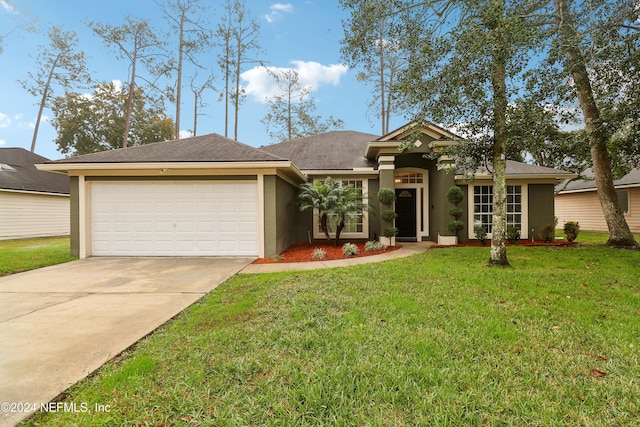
252;241;401;264
432;240;576;248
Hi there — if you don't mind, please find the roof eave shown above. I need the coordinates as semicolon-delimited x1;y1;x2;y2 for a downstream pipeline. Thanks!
365;142;401;159
36;161;307;182
455;173;578;181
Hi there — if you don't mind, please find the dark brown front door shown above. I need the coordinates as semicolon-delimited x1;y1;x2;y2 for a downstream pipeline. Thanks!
395;189;416;239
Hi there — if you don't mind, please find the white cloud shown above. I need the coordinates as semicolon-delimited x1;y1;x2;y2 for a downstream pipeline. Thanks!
0;139;5;145
0;112;10;128
241;60;348;103
1;0;18;14
179;129;193;139
265;3;293;23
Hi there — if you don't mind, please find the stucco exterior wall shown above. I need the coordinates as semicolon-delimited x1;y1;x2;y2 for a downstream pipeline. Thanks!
0;190;70;240
429;166;457;242
528;184;556;240
264;175;307;257
70;176;79;256
555;187;640;232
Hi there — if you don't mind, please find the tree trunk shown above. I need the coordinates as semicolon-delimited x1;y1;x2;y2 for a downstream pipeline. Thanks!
175;12;185;140
487;0;510;267
31;54;61;152
233;47;241;141
378;23;386;135
320;214;332;245
224;41;230;138
193;93;198;136
122;55;137;149
335;219;345;247
553;0;638;249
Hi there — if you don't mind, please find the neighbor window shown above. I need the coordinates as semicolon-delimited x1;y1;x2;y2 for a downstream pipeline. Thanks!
473;185;523;233
617;190;629;214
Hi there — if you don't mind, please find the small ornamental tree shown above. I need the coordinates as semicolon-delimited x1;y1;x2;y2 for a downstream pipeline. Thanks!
446;186;464;239
297;177;371;246
378;188;397;241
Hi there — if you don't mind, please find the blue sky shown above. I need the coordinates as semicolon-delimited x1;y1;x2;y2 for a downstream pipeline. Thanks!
0;0;407;160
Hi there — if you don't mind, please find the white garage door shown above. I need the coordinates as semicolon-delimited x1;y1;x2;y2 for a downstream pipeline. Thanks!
91;181;258;256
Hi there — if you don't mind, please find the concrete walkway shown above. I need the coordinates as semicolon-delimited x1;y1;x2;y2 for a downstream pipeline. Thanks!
239;241;434;274
0;257;253;427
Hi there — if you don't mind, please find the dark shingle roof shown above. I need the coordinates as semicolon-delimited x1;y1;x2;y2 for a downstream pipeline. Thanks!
259;131;379;170
47;134;287;164
557;167;640;192
0;148;69;194
504;160;575;176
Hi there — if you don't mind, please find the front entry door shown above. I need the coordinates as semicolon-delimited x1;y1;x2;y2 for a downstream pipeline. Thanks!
395;189;417;239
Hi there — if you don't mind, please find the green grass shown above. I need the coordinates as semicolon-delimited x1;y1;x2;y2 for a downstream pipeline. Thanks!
22;244;640;426
558;229;640;245
0;237;77;276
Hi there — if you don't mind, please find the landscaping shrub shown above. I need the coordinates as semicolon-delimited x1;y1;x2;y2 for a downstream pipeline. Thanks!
382;227;398;238
365;240;387;252
381;210;398;222
447;220;465;234
506;226;521;244
538;224;555;242
342;242;359;256
563;221;580;242
311;248;326;259
377;188;395;206
474;226;488;245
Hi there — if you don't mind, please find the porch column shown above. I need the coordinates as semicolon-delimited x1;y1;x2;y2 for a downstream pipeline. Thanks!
378;155;396;239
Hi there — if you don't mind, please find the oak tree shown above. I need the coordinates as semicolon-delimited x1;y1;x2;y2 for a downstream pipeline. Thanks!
51;81;174;156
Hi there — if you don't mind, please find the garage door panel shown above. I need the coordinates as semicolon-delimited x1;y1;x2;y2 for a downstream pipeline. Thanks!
91;181;258;256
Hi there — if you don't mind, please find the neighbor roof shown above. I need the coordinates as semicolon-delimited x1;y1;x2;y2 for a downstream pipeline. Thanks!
557;167;640;193
47;134;287;164
259;131;378;170
0;148;69;194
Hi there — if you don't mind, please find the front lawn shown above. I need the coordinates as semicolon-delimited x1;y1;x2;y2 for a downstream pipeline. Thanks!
0;237;76;276
23;245;640;426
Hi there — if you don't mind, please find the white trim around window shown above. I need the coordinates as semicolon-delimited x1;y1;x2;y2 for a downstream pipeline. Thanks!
467;183;529;240
312;178;370;239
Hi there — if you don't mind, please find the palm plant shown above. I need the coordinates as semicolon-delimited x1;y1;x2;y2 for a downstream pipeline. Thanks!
297;177;342;244
297;177;371;246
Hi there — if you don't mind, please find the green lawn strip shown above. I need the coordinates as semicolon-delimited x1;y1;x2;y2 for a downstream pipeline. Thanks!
0;237;77;276
22;245;640;426
558;229;640;245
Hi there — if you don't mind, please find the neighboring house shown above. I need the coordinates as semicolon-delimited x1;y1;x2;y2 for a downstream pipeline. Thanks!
555;167;640;232
0;148;70;240
38;121;573;258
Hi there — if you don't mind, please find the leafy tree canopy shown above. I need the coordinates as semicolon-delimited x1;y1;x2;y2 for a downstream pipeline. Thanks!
51;81;174;156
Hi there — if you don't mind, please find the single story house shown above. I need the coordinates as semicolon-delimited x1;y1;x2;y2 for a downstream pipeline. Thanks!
555;167;640;232
1;147;70;240
38;121;574;258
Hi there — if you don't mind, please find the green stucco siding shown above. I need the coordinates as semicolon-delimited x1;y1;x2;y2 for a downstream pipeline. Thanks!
428;164;457;241
69;176;79;257
263;175;307;258
528;184;556;241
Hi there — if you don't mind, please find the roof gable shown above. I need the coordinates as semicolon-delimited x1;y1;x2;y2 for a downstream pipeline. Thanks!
48;134;287;164
376;120;463;142
0;148;69;194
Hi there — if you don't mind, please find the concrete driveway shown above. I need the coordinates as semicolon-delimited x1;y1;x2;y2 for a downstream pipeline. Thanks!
0;257;253;427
